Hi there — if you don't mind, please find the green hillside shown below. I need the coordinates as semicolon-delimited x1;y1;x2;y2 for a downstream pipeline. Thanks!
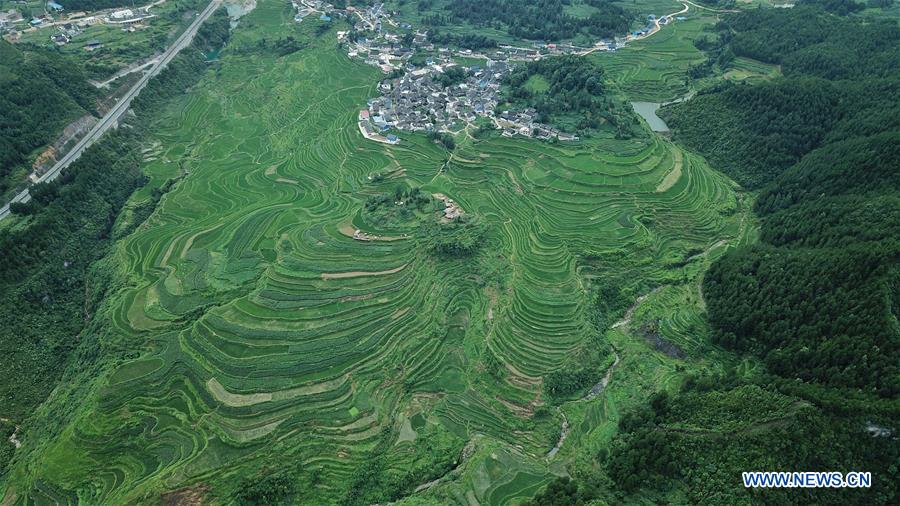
0;1;895;505
0;1;754;503
0;41;96;194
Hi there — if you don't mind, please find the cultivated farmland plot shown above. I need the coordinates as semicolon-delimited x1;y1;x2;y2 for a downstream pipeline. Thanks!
5;1;755;503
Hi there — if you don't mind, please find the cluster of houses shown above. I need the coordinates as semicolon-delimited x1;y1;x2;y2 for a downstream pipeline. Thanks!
360;59;577;141
367;61;507;134
292;0;349;25
433;193;464;222
289;0;684;144
358;108;399;145
2;1;157;46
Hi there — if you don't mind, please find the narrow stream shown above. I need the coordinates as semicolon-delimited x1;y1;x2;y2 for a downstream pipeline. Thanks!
582;351;621;401
546;410;569;458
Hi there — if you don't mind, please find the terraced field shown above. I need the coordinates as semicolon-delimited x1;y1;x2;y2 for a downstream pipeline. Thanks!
724;56;782;84
592;14;713;102
3;2;754;504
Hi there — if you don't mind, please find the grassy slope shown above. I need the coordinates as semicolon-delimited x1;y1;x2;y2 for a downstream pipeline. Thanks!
2;2;754;504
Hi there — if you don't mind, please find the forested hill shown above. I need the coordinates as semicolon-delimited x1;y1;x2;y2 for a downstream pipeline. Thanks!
526;6;900;504
660;5;900;189
0;6;232;479
0;42;97;194
639;5;899;499
661;4;900;399
417;0;632;42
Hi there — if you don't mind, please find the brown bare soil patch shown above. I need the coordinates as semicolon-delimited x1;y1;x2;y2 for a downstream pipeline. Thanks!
161;484;208;506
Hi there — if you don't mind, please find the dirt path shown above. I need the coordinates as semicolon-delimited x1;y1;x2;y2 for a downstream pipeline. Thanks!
656;148;683;192
9;427;20;449
612;287;662;330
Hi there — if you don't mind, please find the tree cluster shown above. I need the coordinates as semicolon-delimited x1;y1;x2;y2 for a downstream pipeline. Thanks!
433;65;468;88
502;55;636;136
427;131;456;150
424;0;631;42
0;41;97;193
602;379;898;504
363;185;436;227
234;472;297;505
339;425;462;505
424;214;487;257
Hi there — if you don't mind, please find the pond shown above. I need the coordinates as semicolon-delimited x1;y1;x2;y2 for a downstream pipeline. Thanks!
630;101;669;133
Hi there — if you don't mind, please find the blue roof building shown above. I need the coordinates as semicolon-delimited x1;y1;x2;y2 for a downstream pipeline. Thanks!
319;14;331;22
48;2;64;11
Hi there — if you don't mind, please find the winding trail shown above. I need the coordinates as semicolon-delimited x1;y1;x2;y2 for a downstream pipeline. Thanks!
413;440;476;493
612;287;663;330
547;287;666;458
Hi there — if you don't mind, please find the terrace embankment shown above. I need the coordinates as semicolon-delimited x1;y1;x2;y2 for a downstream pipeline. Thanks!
4;1;752;503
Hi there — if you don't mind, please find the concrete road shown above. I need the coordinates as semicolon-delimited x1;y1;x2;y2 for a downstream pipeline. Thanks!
0;0;222;222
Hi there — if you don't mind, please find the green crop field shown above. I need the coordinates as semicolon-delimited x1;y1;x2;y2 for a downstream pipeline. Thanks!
2;2;757;504
591;14;715;102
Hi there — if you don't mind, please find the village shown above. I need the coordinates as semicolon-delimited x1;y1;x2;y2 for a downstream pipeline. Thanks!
362;58;581;142
293;1;684;144
1;0;167;50
1;1;690;145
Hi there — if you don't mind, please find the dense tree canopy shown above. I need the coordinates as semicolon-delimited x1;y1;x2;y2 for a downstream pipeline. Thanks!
604;379;898;504
0;42;96;193
662;5;900;187
421;0;631;42
502;55;638;136
663;5;900;399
